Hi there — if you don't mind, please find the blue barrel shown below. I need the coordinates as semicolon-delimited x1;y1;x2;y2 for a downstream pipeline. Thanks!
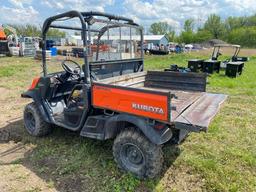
50;47;57;56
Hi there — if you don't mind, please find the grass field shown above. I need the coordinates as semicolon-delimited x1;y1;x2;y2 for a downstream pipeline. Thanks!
0;51;255;192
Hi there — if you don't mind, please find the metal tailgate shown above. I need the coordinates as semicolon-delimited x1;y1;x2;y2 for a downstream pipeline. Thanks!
173;93;227;131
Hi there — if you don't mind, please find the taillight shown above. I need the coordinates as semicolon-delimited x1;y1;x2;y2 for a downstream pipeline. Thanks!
29;77;40;90
154;122;166;130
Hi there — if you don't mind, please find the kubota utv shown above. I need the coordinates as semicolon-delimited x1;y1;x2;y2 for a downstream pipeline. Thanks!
22;11;227;178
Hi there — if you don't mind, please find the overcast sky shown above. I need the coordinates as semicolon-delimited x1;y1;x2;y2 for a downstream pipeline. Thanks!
0;0;255;32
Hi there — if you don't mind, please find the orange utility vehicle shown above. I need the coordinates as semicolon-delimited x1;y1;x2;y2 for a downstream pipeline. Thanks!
22;11;227;178
0;26;9;55
0;28;6;40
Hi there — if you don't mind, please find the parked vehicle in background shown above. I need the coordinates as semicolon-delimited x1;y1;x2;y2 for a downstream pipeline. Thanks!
212;44;249;64
184;44;193;52
2;24;20;56
0;26;10;56
175;45;183;53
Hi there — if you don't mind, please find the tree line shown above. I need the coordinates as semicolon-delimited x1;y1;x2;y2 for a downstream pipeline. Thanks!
149;14;256;47
4;24;66;38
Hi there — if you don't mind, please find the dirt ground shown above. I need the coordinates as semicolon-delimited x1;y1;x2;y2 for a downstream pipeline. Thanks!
0;57;58;191
0;94;55;192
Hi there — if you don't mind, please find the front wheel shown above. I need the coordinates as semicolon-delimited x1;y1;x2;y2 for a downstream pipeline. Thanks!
24;102;52;137
113;128;163;179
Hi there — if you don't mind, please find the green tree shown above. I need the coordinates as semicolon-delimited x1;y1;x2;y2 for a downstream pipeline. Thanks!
204;14;225;39
246;14;256;26
47;29;66;38
225;16;246;32
179;31;194;44
149;22;173;35
227;26;256;47
5;24;66;38
168;31;176;42
25;24;41;36
179;19;195;43
170;14;256;46
6;24;41;36
184;19;194;32
194;29;213;43
149;22;176;41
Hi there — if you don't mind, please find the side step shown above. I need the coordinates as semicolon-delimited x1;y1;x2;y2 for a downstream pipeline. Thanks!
80;115;107;140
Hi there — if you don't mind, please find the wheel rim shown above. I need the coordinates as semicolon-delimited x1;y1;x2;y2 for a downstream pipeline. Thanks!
24;111;36;133
120;143;145;172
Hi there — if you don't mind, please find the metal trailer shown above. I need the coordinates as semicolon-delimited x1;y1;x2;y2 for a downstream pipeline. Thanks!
148;49;169;55
19;37;38;57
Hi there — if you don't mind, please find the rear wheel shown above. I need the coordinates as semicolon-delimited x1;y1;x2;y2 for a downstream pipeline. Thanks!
113;128;163;179
24;102;52;137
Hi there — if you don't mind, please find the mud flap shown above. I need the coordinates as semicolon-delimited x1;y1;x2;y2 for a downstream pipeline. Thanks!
174;93;227;132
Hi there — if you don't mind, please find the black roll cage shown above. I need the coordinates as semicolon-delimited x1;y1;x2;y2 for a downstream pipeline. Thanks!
42;10;144;84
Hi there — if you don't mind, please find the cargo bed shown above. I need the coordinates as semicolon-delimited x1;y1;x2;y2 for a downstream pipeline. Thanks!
92;71;227;132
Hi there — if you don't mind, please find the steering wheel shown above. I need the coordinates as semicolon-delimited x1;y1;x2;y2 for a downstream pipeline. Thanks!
61;60;81;76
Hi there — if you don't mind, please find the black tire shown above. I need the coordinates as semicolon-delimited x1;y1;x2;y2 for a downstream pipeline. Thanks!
23;102;52;137
113;128;163;179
